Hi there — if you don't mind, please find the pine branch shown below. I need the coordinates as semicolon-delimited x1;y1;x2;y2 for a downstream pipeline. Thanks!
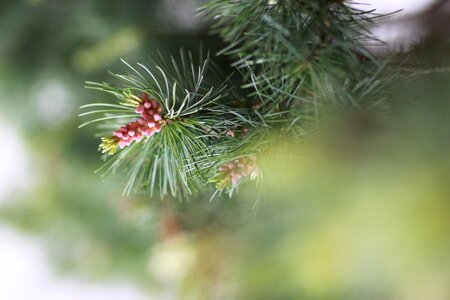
199;0;398;132
80;50;254;198
80;1;406;199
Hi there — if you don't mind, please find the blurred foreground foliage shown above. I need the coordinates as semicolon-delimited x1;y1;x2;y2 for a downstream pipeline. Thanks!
2;70;449;299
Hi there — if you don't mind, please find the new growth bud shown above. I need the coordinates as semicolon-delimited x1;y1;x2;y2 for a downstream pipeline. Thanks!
100;93;165;155
216;156;260;189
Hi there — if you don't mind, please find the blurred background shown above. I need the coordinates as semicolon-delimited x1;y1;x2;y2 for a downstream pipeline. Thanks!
0;0;449;299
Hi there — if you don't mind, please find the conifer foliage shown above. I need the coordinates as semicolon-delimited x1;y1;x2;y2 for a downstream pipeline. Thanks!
80;0;396;199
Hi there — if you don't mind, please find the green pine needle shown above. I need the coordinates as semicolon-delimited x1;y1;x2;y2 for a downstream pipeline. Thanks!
80;50;253;198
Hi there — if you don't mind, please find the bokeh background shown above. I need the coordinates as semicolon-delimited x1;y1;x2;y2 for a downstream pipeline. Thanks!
0;0;449;299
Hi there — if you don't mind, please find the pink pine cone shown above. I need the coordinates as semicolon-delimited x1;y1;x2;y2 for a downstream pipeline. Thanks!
109;93;165;151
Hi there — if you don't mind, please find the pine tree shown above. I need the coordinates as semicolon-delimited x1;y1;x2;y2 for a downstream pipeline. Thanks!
80;0;397;200
75;2;450;299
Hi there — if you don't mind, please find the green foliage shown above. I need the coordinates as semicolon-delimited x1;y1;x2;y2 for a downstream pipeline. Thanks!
200;0;396;128
3;0;449;298
80;50;253;198
81;1;402;198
